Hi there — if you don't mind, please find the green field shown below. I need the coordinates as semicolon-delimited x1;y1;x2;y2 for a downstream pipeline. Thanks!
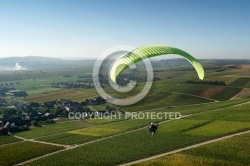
136;132;250;166
0;70;95;102
24;102;250;166
0;141;63;166
34;99;248;145
88;103;109;111
85;116;126;125
1;71;80;90
211;86;243;100
122;92;212;112
1;67;245;105
25;89;98;102
1;62;250;166
16;121;91;139
152;82;210;94
0;135;22;145
36;133;87;145
158;99;249;115
37;118;155;145
230;77;250;87
204;76;239;85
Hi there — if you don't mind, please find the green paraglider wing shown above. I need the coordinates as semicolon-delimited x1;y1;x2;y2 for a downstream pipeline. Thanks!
110;45;204;83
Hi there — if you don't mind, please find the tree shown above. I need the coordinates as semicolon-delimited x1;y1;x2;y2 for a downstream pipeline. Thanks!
2;108;17;118
46;119;55;124
52;108;63;116
31;120;38;126
63;110;68;117
24;109;32;116
17;109;23;116
106;105;112;112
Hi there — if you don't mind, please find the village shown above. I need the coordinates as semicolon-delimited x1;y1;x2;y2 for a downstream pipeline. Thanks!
0;96;109;135
0;73;138;136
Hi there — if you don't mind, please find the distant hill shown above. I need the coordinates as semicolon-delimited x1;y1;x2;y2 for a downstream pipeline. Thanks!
0;56;65;63
0;56;250;71
0;56;95;71
151;58;250;70
200;59;250;65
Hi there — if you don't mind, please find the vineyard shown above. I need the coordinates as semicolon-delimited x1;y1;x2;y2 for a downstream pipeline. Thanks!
29;99;248;146
0;142;63;166
135;132;250;166
122;92;212;112
0;62;250;166
16;121;90;139
0;135;21;145
25;89;98;103
230;77;250;87
23;103;250;166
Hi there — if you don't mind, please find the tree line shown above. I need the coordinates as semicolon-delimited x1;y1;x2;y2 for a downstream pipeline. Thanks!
185;80;226;86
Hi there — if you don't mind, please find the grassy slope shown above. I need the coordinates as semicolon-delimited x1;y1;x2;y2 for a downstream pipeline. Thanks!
151;81;242;101
122;92;212;112
212;87;242;100
230;77;250;87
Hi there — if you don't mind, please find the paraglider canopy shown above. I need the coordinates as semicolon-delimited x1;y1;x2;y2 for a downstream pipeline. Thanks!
110;45;205;83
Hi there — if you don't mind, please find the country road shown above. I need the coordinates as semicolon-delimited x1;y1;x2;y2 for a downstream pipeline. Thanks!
13;135;70;148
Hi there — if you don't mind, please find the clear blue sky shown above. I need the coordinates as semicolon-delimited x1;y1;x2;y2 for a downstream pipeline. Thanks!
0;0;249;59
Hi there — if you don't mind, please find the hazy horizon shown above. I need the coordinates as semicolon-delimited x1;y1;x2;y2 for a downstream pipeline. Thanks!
1;55;250;61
